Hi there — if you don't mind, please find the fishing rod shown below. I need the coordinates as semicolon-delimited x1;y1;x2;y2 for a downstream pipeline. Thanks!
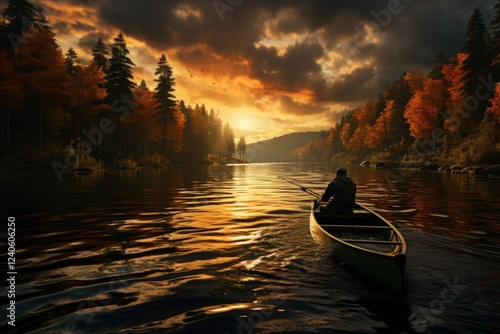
278;176;321;199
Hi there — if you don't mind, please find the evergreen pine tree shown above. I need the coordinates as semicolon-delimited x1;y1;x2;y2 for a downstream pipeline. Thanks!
384;74;412;143
488;0;500;82
92;38;109;73
107;33;136;102
237;136;247;160
153;54;176;156
3;0;37;41
138;80;149;91
460;9;490;128
64;47;79;76
106;32;136;156
428;50;449;80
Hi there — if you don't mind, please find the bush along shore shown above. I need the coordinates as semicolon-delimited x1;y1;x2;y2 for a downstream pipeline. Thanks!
352;159;500;178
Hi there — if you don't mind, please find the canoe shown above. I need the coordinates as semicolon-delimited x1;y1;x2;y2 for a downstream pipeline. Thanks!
310;201;407;295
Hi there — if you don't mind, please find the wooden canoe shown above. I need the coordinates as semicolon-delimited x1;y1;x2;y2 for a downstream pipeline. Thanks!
310;201;407;295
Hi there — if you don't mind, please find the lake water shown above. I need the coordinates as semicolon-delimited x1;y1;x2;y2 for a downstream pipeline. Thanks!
1;163;499;334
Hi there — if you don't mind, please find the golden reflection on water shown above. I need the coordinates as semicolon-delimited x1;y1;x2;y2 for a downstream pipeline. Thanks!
5;163;500;333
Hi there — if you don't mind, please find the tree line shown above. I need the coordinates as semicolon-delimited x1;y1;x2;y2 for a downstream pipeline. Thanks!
296;4;500;166
0;0;240;168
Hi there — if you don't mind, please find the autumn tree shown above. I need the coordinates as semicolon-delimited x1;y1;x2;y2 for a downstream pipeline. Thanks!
370;100;397;149
404;71;425;93
67;61;107;141
487;83;500;123
153;54;176;156
404;78;447;139
127;87;158;156
14;26;68;152
0;50;22;145
442;53;469;135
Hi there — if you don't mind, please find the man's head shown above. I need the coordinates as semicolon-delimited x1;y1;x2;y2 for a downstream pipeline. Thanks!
336;167;347;176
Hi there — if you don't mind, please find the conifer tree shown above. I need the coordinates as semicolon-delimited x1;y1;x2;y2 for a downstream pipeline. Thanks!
428;50;449;80
460;9;490;128
3;0;37;48
106;32;136;156
153;54;176;156
488;1;500;82
138;79;148;91
92;38;109;73
107;33;136;102
64;47;79;76
237;136;247;160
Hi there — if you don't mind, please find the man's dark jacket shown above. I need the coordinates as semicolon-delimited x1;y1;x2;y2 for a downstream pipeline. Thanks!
320;175;357;213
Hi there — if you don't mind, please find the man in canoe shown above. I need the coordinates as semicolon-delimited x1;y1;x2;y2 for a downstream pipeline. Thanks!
319;167;357;213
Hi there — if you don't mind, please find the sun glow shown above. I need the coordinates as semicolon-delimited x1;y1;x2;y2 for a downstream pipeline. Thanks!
237;118;254;130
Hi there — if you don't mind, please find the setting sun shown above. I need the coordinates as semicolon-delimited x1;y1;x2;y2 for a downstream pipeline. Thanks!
237;118;254;130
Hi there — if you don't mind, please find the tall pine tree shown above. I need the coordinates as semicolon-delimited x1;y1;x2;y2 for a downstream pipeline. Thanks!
153;54;176;156
106;32;136;156
3;0;37;44
429;50;449;80
92;38;109;73
64;47;79;76
460;9;490;130
488;1;500;82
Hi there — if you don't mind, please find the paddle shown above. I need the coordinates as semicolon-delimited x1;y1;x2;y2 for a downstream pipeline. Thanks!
278;176;322;199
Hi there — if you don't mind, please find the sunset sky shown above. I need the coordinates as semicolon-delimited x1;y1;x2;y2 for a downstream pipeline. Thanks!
1;0;497;143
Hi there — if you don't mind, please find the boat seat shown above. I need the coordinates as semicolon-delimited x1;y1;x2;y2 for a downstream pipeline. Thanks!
342;239;403;245
316;212;372;219
320;224;392;230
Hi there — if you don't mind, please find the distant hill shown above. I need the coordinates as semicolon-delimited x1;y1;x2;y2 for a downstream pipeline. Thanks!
246;131;324;162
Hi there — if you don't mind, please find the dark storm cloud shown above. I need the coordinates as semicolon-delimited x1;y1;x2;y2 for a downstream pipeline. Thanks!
248;40;325;92
26;0;498;107
78;32;114;53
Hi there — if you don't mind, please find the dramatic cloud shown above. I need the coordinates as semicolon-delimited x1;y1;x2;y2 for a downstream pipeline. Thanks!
1;0;496;142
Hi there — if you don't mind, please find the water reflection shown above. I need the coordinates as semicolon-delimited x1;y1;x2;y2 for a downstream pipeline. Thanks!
1;163;499;333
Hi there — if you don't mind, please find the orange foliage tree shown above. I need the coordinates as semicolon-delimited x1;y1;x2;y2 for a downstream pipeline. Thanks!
366;100;396;149
404;71;426;93
67;61;107;135
442;53;469;133
0;50;23;145
487;83;500;123
14;26;68;151
404;78;447;139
